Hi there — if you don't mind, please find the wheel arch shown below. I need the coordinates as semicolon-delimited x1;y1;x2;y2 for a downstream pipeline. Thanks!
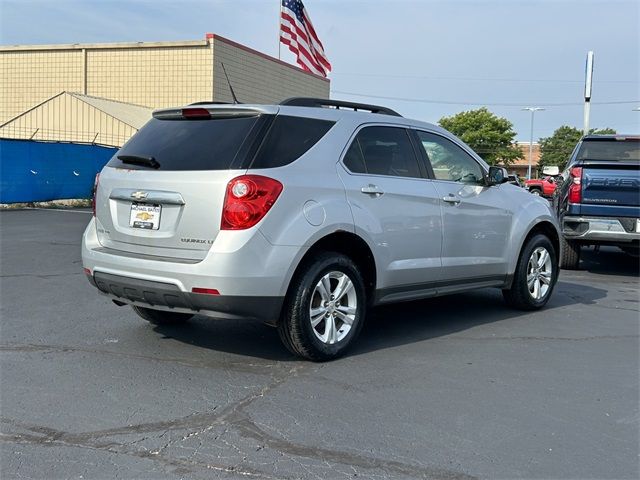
506;220;560;289
285;230;377;307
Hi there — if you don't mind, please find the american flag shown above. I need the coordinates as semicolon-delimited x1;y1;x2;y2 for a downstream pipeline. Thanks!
280;0;331;77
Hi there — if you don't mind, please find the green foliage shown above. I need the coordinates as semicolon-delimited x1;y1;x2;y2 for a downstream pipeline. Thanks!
538;126;617;171
438;107;522;166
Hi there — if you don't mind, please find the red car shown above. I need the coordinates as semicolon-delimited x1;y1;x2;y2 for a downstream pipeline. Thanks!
525;176;559;197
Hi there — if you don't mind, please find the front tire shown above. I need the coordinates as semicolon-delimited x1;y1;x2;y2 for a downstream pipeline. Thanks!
132;306;193;326
503;234;558;310
529;189;542;196
278;252;366;361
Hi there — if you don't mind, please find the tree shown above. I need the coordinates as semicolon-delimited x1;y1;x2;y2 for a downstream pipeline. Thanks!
438;107;522;166
538;126;617;171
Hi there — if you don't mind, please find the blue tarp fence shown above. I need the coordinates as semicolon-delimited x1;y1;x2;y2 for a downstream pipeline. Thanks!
0;139;116;203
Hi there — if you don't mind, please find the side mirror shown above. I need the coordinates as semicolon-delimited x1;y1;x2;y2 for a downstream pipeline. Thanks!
486;166;508;186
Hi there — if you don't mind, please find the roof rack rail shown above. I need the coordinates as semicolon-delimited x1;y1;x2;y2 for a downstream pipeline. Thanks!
188;101;235;106
280;97;402;117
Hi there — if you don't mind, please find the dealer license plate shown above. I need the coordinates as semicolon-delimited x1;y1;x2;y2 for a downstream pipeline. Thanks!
129;203;161;230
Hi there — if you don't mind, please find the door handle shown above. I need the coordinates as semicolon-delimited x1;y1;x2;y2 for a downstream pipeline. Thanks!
442;195;461;205
361;184;384;196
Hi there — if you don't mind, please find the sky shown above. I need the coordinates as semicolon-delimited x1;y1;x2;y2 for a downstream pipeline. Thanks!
1;0;639;140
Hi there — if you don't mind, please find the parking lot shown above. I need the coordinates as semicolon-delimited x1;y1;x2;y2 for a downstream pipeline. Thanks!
1;208;638;479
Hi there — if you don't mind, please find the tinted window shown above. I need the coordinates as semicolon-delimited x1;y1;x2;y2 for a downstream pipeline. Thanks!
343;126;422;178
577;139;640;161
416;131;484;184
250;116;335;169
109;116;261;171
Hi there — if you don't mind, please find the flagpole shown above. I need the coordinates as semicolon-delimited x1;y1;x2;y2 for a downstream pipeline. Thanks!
277;1;282;59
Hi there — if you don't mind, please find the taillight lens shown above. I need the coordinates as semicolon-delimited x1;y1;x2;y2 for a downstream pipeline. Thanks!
92;173;100;216
568;167;582;204
221;175;283;230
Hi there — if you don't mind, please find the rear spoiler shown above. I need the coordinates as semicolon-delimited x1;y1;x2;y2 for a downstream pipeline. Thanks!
153;105;278;120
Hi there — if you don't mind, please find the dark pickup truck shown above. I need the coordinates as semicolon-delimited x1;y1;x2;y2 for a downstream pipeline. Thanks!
554;135;640;269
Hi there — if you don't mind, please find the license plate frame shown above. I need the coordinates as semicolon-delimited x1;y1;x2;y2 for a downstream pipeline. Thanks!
129;203;161;230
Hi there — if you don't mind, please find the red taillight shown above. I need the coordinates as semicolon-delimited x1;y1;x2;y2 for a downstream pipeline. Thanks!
92;173;100;216
181;108;211;119
191;287;220;295
221;175;283;230
568;167;583;204
83;267;92;275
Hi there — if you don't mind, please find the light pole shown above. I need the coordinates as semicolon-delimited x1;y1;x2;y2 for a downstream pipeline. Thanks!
522;107;545;180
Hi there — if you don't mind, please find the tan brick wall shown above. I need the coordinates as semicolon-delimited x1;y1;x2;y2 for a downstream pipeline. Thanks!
1;36;330;129
212;36;329;104
86;45;213;109
0;49;84;124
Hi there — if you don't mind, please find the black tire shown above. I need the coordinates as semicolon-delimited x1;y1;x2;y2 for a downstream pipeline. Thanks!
529;188;542;196
559;235;581;270
503;234;558;310
278;252;367;361
132;306;193;325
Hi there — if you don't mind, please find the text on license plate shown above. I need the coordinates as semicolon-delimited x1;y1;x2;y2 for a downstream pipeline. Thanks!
130;203;161;230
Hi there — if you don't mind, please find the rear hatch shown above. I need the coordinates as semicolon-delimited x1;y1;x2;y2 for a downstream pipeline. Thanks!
577;137;640;217
94;106;276;260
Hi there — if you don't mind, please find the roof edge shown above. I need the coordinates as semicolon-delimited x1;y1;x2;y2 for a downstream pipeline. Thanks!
0;39;208;52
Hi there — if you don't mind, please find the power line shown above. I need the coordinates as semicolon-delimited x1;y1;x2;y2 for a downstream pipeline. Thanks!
330;90;640;107
331;72;639;84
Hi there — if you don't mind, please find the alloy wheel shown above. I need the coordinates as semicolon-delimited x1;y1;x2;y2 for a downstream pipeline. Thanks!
527;247;553;300
309;271;358;344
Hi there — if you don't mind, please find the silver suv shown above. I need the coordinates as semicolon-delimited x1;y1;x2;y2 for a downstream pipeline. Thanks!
82;98;560;361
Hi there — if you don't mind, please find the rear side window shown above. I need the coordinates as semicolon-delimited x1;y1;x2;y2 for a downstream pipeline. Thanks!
250;116;335;169
342;126;422;178
108;116;261;171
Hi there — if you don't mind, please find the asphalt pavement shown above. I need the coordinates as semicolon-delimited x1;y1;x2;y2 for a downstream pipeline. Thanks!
1;209;638;479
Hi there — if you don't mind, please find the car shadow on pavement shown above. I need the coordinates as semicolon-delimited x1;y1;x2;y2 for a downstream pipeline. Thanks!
152;279;607;362
351;280;606;357
579;246;640;277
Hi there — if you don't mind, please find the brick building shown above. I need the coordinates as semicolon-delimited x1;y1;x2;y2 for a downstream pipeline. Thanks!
0;34;329;146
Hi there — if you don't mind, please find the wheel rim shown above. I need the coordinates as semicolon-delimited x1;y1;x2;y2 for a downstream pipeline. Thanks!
531;190;541;196
309;271;358;345
527;246;553;300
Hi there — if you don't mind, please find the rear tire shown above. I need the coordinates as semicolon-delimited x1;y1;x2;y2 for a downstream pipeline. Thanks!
132;306;193;325
278;252;366;361
559;235;581;270
503;234;558;310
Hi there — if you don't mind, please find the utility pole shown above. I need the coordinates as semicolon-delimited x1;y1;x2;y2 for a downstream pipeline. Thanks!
522;107;545;180
583;51;594;135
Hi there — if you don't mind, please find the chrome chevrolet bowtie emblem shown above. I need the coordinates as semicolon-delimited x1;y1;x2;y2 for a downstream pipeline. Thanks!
131;191;148;200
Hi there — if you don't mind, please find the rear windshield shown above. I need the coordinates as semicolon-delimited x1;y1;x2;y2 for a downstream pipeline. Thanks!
108;114;335;171
108;116;261;171
577;139;640;161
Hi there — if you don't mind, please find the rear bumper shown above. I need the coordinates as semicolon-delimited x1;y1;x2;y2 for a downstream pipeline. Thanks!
562;216;640;243
82;217;301;325
88;271;283;324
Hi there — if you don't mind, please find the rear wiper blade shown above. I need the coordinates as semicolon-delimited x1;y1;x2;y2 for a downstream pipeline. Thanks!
117;154;160;169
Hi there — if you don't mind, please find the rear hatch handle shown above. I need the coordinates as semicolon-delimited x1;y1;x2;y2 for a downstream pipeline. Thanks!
109;188;186;205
